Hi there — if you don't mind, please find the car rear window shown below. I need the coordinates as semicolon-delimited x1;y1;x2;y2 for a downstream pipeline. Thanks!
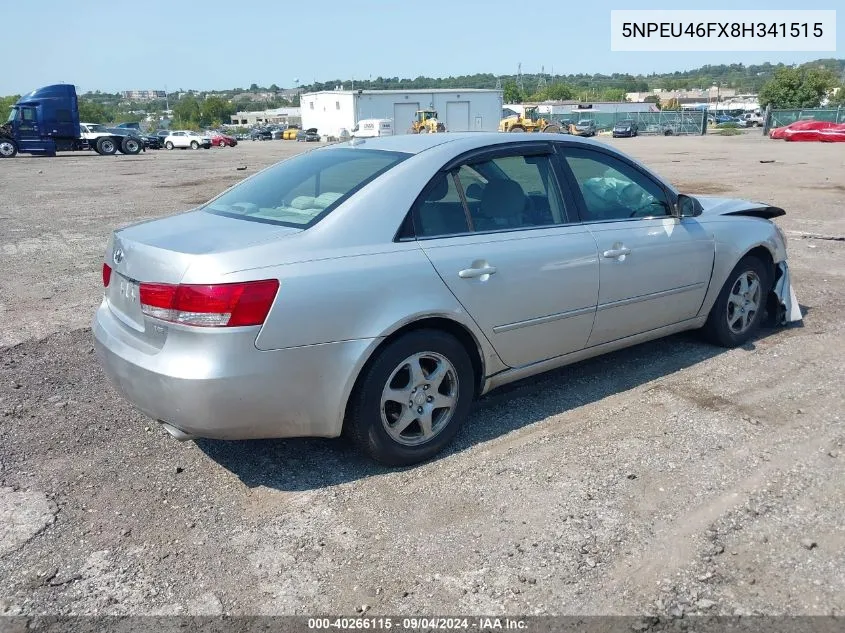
204;147;410;228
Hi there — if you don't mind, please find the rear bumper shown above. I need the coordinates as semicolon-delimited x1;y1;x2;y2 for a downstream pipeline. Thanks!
92;299;376;440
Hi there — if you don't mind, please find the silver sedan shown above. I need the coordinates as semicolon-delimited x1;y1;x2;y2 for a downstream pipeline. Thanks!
93;133;802;466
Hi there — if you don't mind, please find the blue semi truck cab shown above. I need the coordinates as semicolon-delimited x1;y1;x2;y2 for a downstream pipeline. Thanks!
0;84;143;158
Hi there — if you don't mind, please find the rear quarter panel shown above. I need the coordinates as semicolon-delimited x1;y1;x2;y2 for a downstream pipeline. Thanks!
249;246;495;355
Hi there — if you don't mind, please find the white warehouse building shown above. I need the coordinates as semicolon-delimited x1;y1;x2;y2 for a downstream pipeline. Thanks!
300;88;503;137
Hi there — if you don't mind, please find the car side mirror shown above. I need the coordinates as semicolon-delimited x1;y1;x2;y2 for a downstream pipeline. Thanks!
676;194;702;218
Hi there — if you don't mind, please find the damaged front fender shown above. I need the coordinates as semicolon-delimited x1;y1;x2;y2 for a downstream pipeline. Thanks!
771;261;803;325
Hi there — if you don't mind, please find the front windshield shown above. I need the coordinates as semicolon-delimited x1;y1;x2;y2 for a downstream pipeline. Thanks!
578;120;592;125
6;107;16;123
204;147;410;228
87;124;109;132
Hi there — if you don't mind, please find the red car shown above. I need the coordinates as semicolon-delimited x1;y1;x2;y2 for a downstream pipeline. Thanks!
769;119;842;142
208;132;238;147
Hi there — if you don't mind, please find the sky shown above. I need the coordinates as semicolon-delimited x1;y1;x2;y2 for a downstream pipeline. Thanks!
2;0;841;95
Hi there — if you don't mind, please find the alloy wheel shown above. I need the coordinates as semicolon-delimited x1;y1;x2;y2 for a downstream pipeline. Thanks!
380;352;459;447
726;271;762;335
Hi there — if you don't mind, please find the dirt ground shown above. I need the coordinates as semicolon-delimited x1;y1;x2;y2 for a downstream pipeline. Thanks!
0;133;843;620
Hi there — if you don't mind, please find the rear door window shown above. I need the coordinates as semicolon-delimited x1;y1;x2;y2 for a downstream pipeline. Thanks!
410;149;569;238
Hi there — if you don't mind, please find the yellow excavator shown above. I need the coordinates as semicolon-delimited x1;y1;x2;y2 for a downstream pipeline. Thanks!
410;109;446;133
499;105;563;133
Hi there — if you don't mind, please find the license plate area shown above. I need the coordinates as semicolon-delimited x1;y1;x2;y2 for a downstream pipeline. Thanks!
107;273;144;331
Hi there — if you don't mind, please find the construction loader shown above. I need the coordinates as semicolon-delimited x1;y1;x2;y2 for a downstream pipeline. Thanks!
498;105;562;133
410;109;446;133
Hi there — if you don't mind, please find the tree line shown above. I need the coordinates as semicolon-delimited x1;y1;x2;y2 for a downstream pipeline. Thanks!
1;58;843;125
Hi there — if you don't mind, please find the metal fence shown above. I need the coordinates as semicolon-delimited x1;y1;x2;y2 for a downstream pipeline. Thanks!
768;107;845;128
547;111;707;135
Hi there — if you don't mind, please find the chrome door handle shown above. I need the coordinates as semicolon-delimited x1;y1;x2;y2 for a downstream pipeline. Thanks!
603;247;631;258
458;265;497;279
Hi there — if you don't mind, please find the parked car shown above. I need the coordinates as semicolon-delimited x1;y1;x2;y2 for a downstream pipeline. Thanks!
282;125;300;140
155;130;171;144
770;119;845;142
573;119;597;137
612;120;638;138
163;131;212;150
643;123;678;136
93;132;801;466
140;132;163;149
709;114;736;125
250;127;273;141
296;128;321;142
208;131;238;147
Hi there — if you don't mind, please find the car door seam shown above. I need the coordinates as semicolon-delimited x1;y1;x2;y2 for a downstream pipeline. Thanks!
596;282;707;312
414;240;500;360
493;305;598;333
695;240;718;317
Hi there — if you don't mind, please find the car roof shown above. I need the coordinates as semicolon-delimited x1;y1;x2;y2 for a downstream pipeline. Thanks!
325;131;611;155
326;132;677;199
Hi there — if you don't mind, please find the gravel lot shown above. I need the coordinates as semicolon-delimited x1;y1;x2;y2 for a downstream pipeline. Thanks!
1;134;843;619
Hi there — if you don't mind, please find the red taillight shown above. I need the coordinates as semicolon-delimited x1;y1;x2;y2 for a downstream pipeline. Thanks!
102;263;112;287
138;279;279;327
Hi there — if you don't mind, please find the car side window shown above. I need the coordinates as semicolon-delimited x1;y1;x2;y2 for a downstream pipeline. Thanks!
461;154;568;231
411;151;568;239
562;149;671;222
413;171;471;238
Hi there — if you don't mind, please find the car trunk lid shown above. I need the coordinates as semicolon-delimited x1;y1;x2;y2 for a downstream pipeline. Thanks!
104;210;300;341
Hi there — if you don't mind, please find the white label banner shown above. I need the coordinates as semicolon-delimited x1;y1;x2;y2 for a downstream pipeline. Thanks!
610;10;837;51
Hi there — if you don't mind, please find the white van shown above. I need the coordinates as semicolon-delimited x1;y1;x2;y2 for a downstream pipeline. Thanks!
351;119;393;138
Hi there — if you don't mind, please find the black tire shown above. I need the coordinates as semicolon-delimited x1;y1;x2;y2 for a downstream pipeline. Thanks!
701;255;771;348
0;139;18;158
165;141;174;150
190;140;199;149
95;137;117;155
121;137;142;155
346;330;475;466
